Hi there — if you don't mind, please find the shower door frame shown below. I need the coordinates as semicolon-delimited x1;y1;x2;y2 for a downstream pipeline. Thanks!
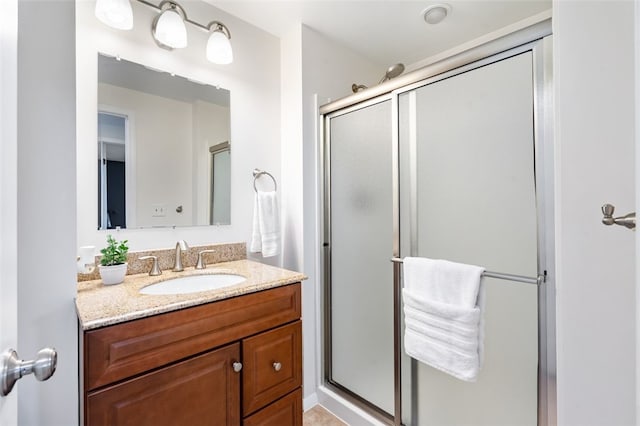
321;30;555;426
322;94;397;424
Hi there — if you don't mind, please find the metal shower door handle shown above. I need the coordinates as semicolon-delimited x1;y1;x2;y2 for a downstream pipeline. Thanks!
1;347;57;396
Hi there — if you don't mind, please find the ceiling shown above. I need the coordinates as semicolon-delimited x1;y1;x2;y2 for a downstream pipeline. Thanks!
209;0;551;67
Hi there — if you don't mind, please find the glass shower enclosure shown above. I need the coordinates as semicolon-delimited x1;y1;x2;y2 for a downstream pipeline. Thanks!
322;38;554;426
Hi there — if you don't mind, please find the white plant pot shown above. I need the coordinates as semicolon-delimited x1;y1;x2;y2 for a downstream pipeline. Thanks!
99;263;128;285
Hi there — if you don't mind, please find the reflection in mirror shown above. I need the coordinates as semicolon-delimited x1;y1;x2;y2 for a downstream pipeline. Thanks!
209;141;230;225
97;53;231;229
98;112;128;229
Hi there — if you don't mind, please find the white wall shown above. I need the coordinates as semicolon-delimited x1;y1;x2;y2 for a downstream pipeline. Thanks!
0;0;18;423
280;24;304;275
554;1;636;425
17;1;78;425
636;1;640;421
301;26;383;107
77;0;281;254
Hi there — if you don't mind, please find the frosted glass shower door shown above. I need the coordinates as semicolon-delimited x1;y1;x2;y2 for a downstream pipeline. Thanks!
327;100;394;416
398;52;539;425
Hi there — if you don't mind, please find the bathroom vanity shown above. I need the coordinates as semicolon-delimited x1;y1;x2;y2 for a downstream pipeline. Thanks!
76;259;305;425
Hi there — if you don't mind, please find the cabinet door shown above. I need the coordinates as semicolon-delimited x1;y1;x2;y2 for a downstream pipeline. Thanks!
243;389;302;426
87;343;240;426
243;321;302;415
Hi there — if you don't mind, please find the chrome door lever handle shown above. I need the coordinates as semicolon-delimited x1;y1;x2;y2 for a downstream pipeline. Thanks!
602;204;636;230
1;347;57;397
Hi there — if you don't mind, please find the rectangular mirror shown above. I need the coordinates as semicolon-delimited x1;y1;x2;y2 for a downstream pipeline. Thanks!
97;53;231;229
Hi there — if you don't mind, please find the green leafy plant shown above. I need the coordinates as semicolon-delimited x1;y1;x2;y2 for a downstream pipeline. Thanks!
100;235;129;266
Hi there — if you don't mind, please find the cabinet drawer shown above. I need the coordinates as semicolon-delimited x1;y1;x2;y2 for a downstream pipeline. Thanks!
242;321;302;415
87;343;241;426
85;283;301;391
243;389;302;426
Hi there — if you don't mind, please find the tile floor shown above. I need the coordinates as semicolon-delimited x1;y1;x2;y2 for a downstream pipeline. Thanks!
303;405;348;425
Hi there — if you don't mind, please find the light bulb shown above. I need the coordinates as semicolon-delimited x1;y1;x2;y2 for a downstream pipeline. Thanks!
206;30;233;64
153;9;187;49
95;0;133;30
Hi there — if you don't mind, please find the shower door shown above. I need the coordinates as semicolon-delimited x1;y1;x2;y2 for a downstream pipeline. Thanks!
398;51;539;425
324;98;395;419
323;40;552;426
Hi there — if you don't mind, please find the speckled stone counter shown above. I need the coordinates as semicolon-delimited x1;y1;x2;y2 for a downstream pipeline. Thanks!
76;259;307;330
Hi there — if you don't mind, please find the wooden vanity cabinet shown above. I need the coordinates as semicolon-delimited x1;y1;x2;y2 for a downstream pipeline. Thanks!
82;283;302;426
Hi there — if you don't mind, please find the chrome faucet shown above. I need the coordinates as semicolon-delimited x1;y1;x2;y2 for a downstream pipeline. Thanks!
173;240;189;272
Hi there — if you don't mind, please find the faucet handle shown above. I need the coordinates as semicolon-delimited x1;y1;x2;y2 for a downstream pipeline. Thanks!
139;256;162;276
195;250;216;269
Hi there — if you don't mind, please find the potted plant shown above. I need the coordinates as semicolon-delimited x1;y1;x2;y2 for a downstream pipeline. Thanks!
98;235;129;285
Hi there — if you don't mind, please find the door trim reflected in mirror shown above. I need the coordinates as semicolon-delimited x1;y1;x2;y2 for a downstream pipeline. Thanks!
209;141;230;225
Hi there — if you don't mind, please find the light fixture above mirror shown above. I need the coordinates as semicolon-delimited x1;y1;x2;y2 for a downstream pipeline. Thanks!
206;22;233;65
95;0;134;30
95;0;233;64
152;1;188;49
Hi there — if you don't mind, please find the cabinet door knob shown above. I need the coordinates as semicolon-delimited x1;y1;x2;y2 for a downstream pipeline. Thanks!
232;362;242;373
272;362;282;372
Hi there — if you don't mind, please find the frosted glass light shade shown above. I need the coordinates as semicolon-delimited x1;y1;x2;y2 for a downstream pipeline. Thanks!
95;0;133;30
422;4;451;25
206;30;233;64
153;9;187;49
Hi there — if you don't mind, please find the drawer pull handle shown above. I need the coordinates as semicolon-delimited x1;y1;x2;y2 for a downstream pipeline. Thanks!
232;362;242;373
273;362;282;372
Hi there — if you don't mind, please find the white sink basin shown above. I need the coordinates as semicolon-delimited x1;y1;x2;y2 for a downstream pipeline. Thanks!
140;274;246;295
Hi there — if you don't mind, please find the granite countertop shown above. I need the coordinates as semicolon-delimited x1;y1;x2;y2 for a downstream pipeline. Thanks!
76;259;307;330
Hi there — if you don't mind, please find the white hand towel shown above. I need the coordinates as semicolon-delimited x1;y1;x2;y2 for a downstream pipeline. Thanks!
402;257;485;382
249;190;280;258
250;193;262;253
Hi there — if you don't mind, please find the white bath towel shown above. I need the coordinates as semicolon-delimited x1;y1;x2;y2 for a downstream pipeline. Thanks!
402;257;485;381
249;191;280;257
403;257;484;308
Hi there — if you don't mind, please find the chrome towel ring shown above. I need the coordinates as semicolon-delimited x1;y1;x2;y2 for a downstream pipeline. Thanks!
253;168;277;193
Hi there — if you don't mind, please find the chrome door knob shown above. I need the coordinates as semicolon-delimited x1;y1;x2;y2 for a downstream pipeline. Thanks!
273;362;282;372
1;347;57;397
232;362;242;373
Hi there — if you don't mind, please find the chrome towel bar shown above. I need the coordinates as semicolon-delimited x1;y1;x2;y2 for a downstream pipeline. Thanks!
390;257;543;285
